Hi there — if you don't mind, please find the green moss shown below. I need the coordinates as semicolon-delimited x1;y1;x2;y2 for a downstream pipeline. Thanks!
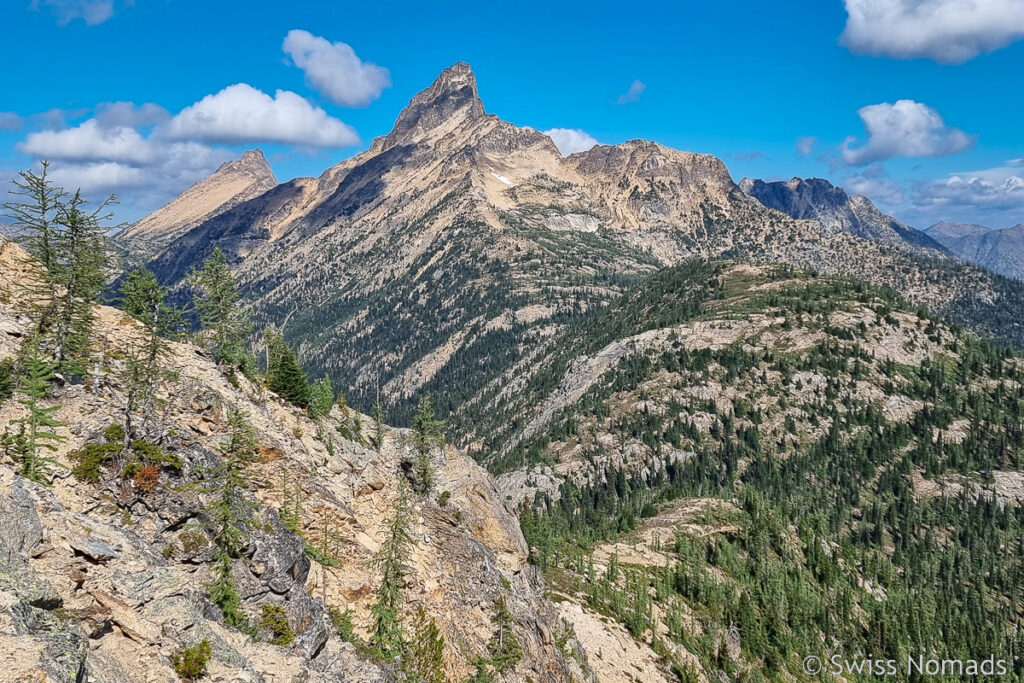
179;530;209;554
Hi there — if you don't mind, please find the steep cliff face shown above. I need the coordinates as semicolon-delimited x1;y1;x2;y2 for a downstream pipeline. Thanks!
117;150;278;261
0;238;589;682
925;221;1024;280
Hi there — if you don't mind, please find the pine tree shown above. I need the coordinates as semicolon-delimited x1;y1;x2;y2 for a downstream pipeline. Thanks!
464;657;493;683
0;358;16;402
49;190;113;376
9;350;65;484
370;482;415;661
486;596;522;673
410;396;446;495
309;375;334;419
187;247;249;369
119;266;184;444
3;162;64;315
403;606;446;683
265;332;311;408
204;407;258;631
4;165;113;375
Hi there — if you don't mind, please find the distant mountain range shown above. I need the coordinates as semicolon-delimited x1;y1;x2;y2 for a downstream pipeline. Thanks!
924;221;1024;281
739;176;946;252
116;63;1024;427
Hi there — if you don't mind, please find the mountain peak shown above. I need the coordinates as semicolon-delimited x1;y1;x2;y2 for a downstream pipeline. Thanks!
117;149;278;259
375;62;487;151
217;148;274;178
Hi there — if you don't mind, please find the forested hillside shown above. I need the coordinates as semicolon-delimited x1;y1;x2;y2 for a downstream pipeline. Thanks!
502;263;1024;680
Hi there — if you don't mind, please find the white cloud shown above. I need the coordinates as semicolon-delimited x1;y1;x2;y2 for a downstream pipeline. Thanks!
842;164;905;205
913;171;1024;211
47;142;234;203
616;80;646;104
840;100;974;166
796;136;816;156
31;0;131;26
30;107;89;130
282;30;391;107
897;162;1024;226
19;119;157;164
12;80;359;216
840;0;1024;63
162;83;359;148
94;101;169;129
0;113;22;131
543;128;600;156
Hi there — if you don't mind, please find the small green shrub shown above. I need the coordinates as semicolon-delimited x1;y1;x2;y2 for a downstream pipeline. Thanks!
328;605;357;643
437;490;451;506
103;422;125;443
0;358;16;401
69;442;120;482
304;543;339;567
170;638;212;681
258;604;294;646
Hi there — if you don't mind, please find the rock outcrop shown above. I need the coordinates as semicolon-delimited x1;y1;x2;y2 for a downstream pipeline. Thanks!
0;238;588;681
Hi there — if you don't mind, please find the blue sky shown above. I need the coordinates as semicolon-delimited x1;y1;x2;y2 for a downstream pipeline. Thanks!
1;0;1023;228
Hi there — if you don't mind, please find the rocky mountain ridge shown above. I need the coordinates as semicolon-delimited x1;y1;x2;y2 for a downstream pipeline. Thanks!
120;63;1024;433
738;175;945;251
925;221;1024;280
118;150;278;261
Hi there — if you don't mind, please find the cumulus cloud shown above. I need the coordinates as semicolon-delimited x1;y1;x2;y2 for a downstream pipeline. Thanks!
913;171;1024;211
94;101;169;129
282;30;391;107
840;0;1024;63
12;80;359;215
543;128;600;156
19;119;157;164
896;161;1024;226
31;0;131;26
47;143;234;202
162;83;359;147
0;113;22;131
840;100;974;166
30;107;89;130
796;137;817;156
616;80;646;104
18;116;233;203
